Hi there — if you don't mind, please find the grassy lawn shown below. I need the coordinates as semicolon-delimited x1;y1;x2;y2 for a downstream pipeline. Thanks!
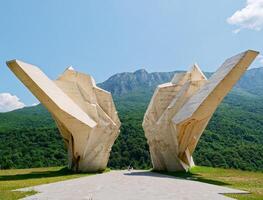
0;166;262;200
159;166;263;200
0;166;102;200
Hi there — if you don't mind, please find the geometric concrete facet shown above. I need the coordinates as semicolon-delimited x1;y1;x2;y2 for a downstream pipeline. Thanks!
143;50;259;172
7;60;121;172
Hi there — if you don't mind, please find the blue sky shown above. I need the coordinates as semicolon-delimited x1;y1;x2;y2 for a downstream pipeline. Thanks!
0;0;263;111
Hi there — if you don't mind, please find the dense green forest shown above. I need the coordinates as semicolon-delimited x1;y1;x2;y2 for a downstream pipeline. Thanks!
0;68;262;171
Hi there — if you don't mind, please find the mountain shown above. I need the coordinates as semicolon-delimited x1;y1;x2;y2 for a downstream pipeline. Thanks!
99;67;263;98
0;67;262;171
104;68;263;171
235;67;263;96
98;69;179;96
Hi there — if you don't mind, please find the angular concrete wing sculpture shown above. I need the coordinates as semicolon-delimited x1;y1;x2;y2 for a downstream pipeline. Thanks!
143;50;259;172
7;60;121;172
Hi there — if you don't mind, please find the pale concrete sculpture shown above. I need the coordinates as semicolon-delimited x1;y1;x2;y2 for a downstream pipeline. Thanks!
143;50;259;172
7;60;121;172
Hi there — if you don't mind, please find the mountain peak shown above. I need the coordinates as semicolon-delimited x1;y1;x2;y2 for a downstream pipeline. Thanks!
99;69;177;96
134;69;148;74
98;67;263;97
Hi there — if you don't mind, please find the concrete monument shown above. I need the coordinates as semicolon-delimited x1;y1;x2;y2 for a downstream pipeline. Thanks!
143;50;259;171
7;60;121;172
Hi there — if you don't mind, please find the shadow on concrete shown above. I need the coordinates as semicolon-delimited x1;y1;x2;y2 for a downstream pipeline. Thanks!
124;171;229;186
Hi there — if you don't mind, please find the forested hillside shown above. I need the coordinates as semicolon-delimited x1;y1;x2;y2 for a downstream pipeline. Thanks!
0;68;262;171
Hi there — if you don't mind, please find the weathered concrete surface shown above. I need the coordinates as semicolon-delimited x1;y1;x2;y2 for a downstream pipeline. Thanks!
19;170;247;200
143;50;259;172
7;60;120;172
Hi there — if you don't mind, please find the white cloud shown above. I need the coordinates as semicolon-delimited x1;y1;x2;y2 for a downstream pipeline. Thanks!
232;29;241;34
227;0;263;33
31;102;40;106
257;54;263;65
0;93;25;112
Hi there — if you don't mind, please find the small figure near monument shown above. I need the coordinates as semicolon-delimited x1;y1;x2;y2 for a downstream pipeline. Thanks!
127;164;134;172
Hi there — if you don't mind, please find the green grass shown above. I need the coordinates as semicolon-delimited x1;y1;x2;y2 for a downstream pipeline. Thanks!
0;166;105;200
158;166;263;200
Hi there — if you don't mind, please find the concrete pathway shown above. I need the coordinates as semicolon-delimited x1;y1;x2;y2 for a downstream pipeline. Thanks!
19;170;248;200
